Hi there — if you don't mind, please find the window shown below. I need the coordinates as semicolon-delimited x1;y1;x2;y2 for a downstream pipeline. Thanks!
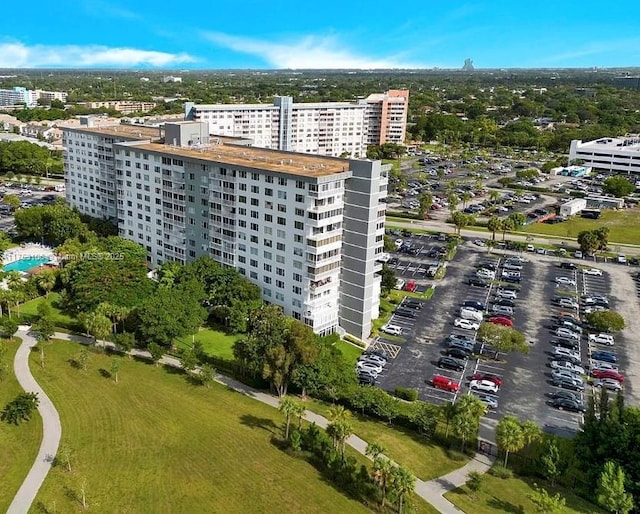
278;191;287;200
295;208;304;217
278;177;287;186
294;221;304;230
277;217;286;226
264;214;273;222
292;286;302;295
293;273;302;282
264;263;272;272
296;194;305;203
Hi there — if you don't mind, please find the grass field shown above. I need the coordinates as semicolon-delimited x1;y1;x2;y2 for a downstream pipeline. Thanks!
30;340;372;513
0;338;43;513
19;293;82;332
305;399;469;481
523;208;640;245
445;472;603;514
334;340;362;366
175;327;242;360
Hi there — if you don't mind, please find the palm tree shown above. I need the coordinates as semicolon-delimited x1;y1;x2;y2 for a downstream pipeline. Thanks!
489;189;501;205
487;216;502;241
372;456;394;508
366;442;386;461
452;411;478;452
440;402;458;440
461;191;472;209
328;404;350;424
6;271;24;291
390;465;416;514
447;193;459;216
500;217;515;241
293;401;306;430
327;419;353;460
496;415;525;467
278;396;298;440
36;270;56;298
82;310;112;344
521;420;541;456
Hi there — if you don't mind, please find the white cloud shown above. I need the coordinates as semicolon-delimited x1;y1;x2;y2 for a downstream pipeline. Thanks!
0;42;195;68
202;32;422;69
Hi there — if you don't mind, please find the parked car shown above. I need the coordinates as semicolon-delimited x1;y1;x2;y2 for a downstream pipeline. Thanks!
557;298;578;309
468;277;490;288
381;324;403;336
583;267;603;276
492;305;514;316
476;268;496;279
394;308;417;319
591;369;624;382
496;289;517;299
553;338;580;350
550;360;585;375
553;347;581;360
460;307;483;322
552;376;585;391
552;369;583;382
555;276;577;287
356;361;383;374
473;393;498;410
448;339;475;353
588;333;615;346
470;379;499;394
556;328;580;340
550;390;581;402
404;279;417;292
454;318;480;330
359;354;387;367
591;351;617;363
446;347;472;360
431;374;460;392
553;353;582;366
593;378;623;392
470;372;503;387
358;373;376;386
462;300;485;311
437;356;466;372
488;316;513;327
590;362;619;373
404;299;423;310
494;299;516;307
560;262;577;270
551;398;586;413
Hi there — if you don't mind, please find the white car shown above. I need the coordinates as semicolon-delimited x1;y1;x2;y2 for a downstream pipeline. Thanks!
460;308;483;322
554;347;581;360
589;333;615;346
395;279;405;290
583;268;603;276
473;239;486;247
492;305;514;316
503;262;523;271
593;378;623;392
477;268;496;279
557;298;578;309
496;289;517;300
584;306;607;314
552;369;584;382
395;239;403;248
377;253;391;263
470;379;499;394
556;327;580;340
617;255;627;264
502;270;520;279
359;354;387;367
590;362;619;373
381;324;403;336
555;277;576;287
551;360;585;375
453;318;480;331
356;361;383;374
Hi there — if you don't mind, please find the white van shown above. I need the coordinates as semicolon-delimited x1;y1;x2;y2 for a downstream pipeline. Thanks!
460;307;483;322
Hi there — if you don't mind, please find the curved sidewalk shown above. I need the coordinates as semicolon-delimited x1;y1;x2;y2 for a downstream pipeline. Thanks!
8;329;62;514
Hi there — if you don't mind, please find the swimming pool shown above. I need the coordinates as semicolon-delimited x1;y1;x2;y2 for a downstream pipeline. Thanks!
3;257;51;272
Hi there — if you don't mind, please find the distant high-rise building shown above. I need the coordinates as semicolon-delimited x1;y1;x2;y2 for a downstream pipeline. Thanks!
185;90;409;158
62;121;389;339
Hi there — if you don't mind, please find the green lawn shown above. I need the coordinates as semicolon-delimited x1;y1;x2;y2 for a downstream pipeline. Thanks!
523;208;640;246
0;338;43;513
445;473;603;514
175;327;242;360
305;399;469;481
19;293;82;332
334;340;362;366
30;340;371;514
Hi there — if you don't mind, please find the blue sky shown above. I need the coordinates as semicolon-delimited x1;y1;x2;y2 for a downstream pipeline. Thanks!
1;0;639;69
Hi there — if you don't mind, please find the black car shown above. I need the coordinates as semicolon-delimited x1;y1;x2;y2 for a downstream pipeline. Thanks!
553;353;582;366
404;299;423;310
502;275;522;283
448;340;475;353
448;333;474;344
446;347;471;360
494;299;516;307
463;300;485;311
552;397;586;412
394;308;416;319
552;377;585;391
550;390;581;402
388;257;399;265
358;374;376;386
437;356;466;372
560;262;577;270
468;277;489;288
553;338;580;350
478;262;498;271
365;348;389;360
500;284;521;291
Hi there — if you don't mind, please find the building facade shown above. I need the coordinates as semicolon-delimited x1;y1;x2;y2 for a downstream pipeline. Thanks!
78;101;158;115
570;137;640;175
184;90;409;158
0;87;37;107
63;121;387;339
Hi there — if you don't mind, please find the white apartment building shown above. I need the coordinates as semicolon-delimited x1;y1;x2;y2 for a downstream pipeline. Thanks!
570;137;640;175
63;121;388;339
184;90;409;158
0;87;38;107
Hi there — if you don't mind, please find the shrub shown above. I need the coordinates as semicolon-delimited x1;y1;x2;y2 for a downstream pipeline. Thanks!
395;387;418;402
490;463;514;479
343;335;366;348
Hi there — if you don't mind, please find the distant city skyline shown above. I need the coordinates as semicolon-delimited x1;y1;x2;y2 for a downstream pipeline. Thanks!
1;1;639;70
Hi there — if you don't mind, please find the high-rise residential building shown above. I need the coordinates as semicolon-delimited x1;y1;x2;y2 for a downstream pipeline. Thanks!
63;121;388;339
0;87;67;107
184;90;409;157
569;137;640;175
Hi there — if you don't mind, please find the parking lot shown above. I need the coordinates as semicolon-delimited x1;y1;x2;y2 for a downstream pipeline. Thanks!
367;239;637;438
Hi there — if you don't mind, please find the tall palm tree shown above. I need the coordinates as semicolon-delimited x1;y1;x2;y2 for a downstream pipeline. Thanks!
6;271;24;291
390;465;416;514
36;270;56;298
328;404;350;424
366;442;386;461
278;396;298;440
487;216;502;241
521;420;541;456
440;402;458;440
372;456;393;507
489;189;501;205
461;191;472;209
496;416;525;467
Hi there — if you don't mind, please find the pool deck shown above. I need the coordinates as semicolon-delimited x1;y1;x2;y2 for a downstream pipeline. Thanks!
3;244;56;266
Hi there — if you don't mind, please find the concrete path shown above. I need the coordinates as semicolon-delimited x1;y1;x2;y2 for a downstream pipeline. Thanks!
14;331;494;513
7;329;62;514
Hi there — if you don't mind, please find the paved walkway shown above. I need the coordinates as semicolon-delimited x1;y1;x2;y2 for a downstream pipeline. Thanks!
7;329;62;514
12;331;495;513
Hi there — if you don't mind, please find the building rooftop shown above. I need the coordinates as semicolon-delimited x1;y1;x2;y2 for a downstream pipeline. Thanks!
578;136;640;151
133;140;351;178
65;124;163;140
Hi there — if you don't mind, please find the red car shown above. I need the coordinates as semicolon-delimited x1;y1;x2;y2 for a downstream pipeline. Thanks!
592;369;624;382
404;280;417;292
431;375;460;393
488;316;513;327
470;372;503;387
